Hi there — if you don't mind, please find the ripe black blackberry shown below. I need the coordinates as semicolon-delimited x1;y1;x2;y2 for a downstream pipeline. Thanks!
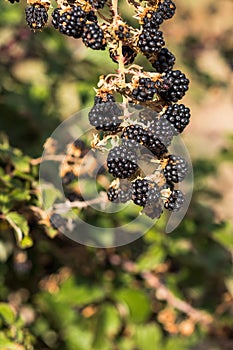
148;116;175;147
163;104;191;134
138;26;165;57
132;178;150;206
158;0;176;20
88;98;122;131
146;134;168;158
87;0;107;9
152;48;176;73
25;3;48;30
147;184;160;205
164;189;185;211
50;213;67;229
121;124;148;147
82;22;106;50
131;77;157;102
163;155;188;183
107;186;132;203
109;45;137;65
52;6;87;38
156;70;190;102
107;146;138;179
141;10;164;29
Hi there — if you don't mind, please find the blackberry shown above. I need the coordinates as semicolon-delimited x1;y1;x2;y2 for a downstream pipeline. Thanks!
52;6;87;38
142;204;163;219
86;11;98;22
147;184;160;205
109;45;137;65
88;98;122;131
146;134;168;158
50;213;67;229
82;22;106;50
107;146;138;179
121;124;148;147
132;77;157;102
164;189;185;211
157;70;190;102
25;3;48;30
138;26;165;57
107;186;132;203
107;187;119;202
163;155;188;183
94;92;115;104
142;10;164;29
132;179;149;206
87;0;107;9
152;48;176;73
148;117;175;147
163;104;191;134
158;0;176;20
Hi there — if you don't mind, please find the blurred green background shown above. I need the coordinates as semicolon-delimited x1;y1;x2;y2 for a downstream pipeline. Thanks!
0;0;233;349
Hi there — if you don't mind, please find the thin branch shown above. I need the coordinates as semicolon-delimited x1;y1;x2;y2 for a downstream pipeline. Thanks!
142;271;214;326
53;191;108;210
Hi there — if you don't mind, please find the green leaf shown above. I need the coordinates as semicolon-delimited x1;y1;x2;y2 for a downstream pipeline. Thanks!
135;324;162;350
0;303;15;325
114;289;151;323
136;244;165;272
6;212;29;245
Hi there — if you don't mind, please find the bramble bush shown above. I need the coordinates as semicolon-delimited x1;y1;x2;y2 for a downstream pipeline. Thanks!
0;0;233;349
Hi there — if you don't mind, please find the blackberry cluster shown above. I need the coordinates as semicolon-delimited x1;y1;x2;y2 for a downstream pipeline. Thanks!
163;155;188;183
152;48;176;73
109;45;137;65
132;179;160;207
132;78;157;102
122;124;148;147
88;94;122;131
158;0;176;20
121;123;167;158
163;104;191;134
52;6;87;38
25;3;48;30
132;179;150;206
138;26;165;57
145;133;168;158
156;70;190;102
82;22;106;50
107;146;138;179
107;185;132;203
164;189;184;211
142;10;163;29
87;0;107;9
148;117;175;147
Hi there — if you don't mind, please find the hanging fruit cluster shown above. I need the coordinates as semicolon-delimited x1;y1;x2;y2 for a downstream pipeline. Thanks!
8;0;191;220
